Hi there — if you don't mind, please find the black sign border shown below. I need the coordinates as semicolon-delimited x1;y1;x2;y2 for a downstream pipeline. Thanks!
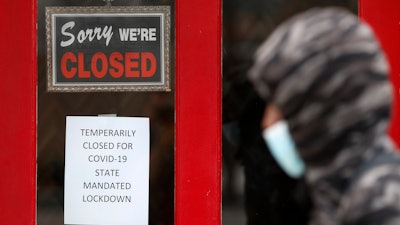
46;6;172;92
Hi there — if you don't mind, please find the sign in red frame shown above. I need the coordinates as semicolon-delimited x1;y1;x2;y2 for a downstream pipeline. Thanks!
0;0;221;225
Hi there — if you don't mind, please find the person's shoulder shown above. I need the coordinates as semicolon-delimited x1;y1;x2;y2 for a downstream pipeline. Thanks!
338;153;400;224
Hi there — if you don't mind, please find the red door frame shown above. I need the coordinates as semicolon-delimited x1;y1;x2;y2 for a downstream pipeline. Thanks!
359;0;400;146
4;1;399;225
0;0;221;224
0;2;37;224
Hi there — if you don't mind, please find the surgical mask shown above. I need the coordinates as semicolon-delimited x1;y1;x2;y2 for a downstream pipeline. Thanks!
262;120;305;178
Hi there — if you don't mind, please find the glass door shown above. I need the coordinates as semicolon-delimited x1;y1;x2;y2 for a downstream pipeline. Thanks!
37;1;175;224
0;0;221;224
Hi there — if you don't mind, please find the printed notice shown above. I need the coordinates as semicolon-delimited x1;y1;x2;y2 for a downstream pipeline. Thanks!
64;116;149;225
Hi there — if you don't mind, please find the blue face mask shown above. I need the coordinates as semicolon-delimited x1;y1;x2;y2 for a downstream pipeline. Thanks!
262;120;305;178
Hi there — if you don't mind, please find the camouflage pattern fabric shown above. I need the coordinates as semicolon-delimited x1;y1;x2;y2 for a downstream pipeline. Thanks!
248;7;400;225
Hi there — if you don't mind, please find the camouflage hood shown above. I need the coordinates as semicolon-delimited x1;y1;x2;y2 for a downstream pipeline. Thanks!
248;7;400;224
248;7;392;167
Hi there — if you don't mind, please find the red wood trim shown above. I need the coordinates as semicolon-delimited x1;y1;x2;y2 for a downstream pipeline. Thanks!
0;1;37;224
175;0;222;224
0;0;221;224
359;0;400;146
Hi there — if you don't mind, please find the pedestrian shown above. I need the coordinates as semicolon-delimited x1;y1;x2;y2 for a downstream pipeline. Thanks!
248;7;400;225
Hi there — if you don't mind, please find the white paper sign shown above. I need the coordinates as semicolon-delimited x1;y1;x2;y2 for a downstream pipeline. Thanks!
64;116;149;225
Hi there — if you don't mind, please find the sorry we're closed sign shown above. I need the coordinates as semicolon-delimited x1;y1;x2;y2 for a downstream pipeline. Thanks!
46;6;172;92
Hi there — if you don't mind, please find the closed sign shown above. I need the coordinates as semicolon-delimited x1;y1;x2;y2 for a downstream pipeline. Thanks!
46;6;172;92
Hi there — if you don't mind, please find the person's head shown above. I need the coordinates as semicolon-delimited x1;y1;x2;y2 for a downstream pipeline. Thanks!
248;7;392;175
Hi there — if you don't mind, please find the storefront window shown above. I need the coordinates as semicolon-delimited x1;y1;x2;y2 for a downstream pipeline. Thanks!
37;1;175;224
222;1;357;224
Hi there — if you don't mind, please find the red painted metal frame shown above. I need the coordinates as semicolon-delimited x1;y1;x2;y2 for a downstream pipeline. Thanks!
359;0;400;146
175;0;222;224
0;2;37;224
0;0;221;224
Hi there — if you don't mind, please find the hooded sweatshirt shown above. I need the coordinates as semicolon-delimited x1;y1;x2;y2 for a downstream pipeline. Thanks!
248;7;400;225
